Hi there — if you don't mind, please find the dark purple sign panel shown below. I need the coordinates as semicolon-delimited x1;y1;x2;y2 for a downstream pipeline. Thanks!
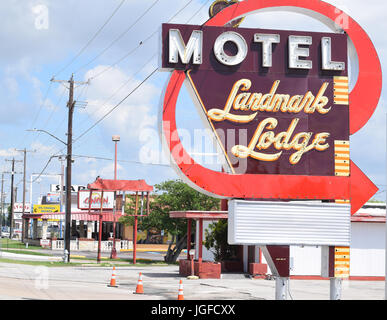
162;23;349;177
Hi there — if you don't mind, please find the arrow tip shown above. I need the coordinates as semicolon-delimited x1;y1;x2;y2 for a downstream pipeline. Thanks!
350;161;379;215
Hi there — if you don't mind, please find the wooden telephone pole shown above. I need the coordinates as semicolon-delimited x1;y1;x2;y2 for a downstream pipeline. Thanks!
0;173;5;237
51;74;88;262
4;158;23;238
15;148;35;242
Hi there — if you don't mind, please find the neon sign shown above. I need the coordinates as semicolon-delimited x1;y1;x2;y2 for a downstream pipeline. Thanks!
159;0;381;214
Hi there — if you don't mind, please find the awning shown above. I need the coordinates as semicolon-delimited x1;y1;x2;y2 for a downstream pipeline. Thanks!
87;178;153;192
22;211;123;222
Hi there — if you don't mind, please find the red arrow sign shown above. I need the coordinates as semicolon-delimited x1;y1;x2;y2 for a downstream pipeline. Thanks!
161;0;382;215
350;161;379;214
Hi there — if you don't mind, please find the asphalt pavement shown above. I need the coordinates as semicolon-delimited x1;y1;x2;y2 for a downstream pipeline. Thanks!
0;261;384;300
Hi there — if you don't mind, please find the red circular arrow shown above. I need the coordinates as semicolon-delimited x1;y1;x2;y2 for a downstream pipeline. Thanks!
161;0;380;212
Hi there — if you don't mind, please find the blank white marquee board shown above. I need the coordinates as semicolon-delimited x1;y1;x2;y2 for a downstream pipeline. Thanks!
228;200;351;247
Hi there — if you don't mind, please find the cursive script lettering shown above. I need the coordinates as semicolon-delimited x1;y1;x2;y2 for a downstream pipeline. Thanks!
207;79;332;165
231;117;329;164
207;79;330;123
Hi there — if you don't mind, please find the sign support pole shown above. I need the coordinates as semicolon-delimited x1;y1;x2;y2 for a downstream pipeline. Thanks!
262;245;290;300
385;113;387;300
275;277;289;300
330;278;342;300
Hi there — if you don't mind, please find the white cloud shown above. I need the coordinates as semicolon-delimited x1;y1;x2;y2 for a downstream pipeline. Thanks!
0;148;19;157
76;161;124;184
30;141;61;157
83;65;158;145
2;77;19;96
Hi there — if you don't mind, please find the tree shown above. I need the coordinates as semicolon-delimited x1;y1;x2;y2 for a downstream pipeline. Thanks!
204;219;238;262
120;179;220;263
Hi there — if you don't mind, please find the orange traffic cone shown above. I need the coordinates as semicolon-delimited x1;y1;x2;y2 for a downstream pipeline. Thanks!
134;272;144;294
177;280;184;300
107;266;118;287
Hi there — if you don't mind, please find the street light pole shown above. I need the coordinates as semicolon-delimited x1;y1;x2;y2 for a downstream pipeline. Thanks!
113;135;120;181
111;135;120;259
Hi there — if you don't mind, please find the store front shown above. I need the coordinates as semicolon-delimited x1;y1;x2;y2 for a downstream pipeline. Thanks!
21;211;130;251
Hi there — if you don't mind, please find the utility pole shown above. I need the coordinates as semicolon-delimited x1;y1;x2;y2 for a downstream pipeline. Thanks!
51;74;88;262
58;156;66;239
15;148;35;243
5;158;23;239
0;173;5;237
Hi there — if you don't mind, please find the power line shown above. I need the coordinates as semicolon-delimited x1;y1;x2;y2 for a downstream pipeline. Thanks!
29;68;158;183
31;155;56;183
87;0;195;81
74;53;156;139
72;154;170;167
53;0;127;78
186;0;213;24
39;82;90;151
17;81;53;149
31;84;68;148
70;0;197;141
75;67;158;142
50;54;156;158
28;0;197;180
74;0;161;75
66;0;201;150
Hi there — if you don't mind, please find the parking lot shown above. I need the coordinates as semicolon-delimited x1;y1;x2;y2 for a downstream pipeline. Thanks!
0;261;384;301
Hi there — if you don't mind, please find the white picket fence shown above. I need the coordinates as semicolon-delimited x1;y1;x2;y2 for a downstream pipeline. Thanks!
51;239;132;252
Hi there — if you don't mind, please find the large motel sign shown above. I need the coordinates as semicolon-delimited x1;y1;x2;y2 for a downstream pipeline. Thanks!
159;0;382;299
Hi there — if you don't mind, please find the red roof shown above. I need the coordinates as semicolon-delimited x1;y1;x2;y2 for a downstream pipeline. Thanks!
87;178;153;192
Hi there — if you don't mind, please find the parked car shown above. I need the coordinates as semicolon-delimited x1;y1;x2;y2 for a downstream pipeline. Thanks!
1;227;10;238
1;231;10;238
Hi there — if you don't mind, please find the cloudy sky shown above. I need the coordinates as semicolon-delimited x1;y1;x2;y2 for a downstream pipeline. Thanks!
0;0;385;207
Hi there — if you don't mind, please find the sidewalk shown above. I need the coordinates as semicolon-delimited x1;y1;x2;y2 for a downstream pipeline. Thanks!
121;244;171;252
0;251;62;262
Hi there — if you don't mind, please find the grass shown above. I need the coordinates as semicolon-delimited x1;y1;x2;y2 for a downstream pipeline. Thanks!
0;238;44;251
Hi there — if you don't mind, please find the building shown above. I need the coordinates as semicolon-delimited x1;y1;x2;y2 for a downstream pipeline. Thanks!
21;190;128;251
193;202;386;280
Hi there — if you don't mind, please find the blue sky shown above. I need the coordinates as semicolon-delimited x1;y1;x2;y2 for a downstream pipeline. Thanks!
0;0;385;206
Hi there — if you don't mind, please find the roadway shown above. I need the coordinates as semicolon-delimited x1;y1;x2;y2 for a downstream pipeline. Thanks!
0;261;384;300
